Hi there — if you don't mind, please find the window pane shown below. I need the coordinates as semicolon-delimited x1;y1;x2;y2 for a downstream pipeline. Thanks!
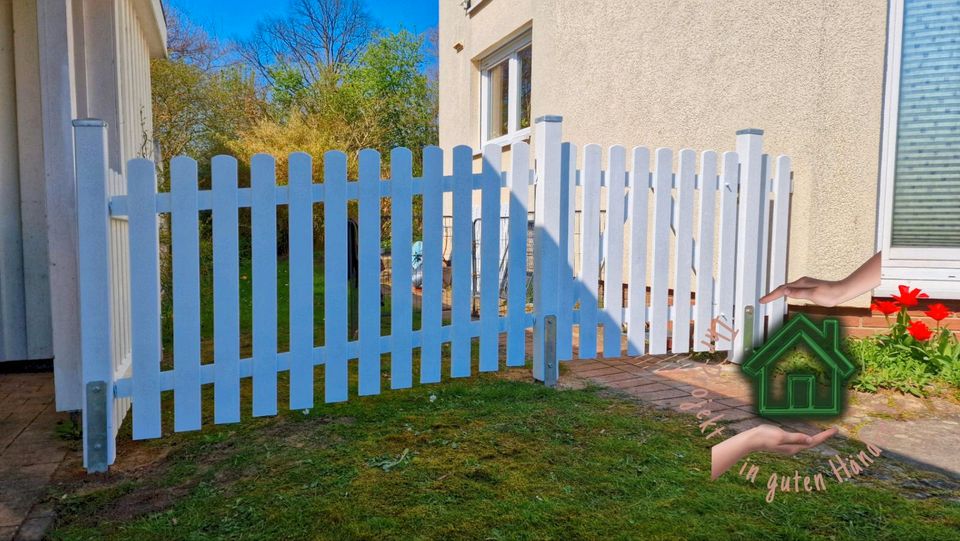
487;61;509;139
891;0;960;247
518;46;532;130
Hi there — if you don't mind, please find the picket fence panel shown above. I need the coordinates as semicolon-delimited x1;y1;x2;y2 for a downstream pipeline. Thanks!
74;117;791;472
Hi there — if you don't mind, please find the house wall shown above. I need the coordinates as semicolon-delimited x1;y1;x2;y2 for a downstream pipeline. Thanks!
0;0;28;361
0;0;164;410
4;0;55;363
439;0;889;308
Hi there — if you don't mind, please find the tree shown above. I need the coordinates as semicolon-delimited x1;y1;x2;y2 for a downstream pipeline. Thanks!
151;9;266;176
237;0;377;87
228;30;438;248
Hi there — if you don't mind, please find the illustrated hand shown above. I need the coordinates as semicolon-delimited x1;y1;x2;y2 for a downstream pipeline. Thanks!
759;252;881;308
747;425;838;456
711;424;838;480
760;276;848;308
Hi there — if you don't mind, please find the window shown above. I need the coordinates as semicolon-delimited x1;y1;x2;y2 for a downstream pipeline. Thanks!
878;0;960;297
480;33;531;146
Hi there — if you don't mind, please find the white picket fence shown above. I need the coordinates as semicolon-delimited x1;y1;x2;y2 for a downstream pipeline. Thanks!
73;116;791;472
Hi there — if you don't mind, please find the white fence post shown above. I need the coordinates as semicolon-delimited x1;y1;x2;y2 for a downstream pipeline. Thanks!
533;115;563;383
733;128;765;363
73;119;115;472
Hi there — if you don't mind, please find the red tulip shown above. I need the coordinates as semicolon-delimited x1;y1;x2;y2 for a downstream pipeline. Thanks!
870;300;899;316
907;320;932;341
891;285;929;308
925;303;951;322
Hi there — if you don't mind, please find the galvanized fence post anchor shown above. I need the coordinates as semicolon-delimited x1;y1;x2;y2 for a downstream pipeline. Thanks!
544;314;558;388
85;380;109;473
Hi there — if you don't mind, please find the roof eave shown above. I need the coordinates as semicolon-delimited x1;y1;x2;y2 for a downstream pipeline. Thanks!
134;0;168;59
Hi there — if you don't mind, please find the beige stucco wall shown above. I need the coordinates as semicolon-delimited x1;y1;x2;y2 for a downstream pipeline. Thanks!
440;0;888;308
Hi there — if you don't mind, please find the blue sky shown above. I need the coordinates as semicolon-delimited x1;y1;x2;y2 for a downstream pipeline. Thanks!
167;0;439;42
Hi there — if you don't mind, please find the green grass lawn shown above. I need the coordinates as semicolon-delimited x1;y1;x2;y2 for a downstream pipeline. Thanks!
49;365;960;540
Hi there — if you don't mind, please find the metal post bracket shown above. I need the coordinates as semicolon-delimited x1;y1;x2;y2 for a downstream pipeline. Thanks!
85;381;109;473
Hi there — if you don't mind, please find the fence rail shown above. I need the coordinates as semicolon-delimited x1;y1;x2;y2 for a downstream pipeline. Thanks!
74;116;792;472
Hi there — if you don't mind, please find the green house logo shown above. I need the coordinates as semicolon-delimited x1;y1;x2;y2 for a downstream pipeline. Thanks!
741;315;856;418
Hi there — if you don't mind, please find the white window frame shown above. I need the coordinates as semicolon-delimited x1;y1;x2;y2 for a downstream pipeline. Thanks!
876;0;960;298
479;33;531;148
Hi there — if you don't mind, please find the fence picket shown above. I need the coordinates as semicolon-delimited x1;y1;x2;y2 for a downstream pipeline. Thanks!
734;131;764;362
768;156;792;331
170;157;202;429
358;150;382;394
756;155;772;334
324;151;349;401
212;156;241;424
451;146;473;377
390;148;414;388
288;152;314;410
715;152;740;351
127;159;162;439
626;147;650;356
672;150;696;353
557;143;576;361
603;146;626;357
480;144;501;371
693;151;717;352
251;154;278;416
420;147;443;382
507;143;530;366
579;145;602;359
649;148;673;354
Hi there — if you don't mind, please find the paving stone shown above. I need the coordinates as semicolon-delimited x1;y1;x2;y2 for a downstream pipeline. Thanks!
617;363;653;375
590;371;643;384
14;516;52;541
567;360;608;372
605;376;652;390
778;421;823;436
727;418;767;434
612;378;664;391
576;366;624;378
857;419;960;477
716;408;757;422
1;446;65;467
715;398;750;409
0;462;59;482
635;388;690;402
651;395;700;411
0;373;69;535
622;382;673;397
0;501;30;528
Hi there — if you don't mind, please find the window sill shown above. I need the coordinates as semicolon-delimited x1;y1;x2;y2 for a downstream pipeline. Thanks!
467;0;489;15
476;128;531;156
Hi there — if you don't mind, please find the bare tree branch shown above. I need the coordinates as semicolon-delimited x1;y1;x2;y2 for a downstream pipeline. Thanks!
236;0;377;85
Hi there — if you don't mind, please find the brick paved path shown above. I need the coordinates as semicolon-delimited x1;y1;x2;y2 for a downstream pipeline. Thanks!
0;373;71;541
564;354;822;434
564;354;960;478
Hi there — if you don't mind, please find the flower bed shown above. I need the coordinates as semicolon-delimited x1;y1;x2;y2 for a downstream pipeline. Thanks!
849;286;960;396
